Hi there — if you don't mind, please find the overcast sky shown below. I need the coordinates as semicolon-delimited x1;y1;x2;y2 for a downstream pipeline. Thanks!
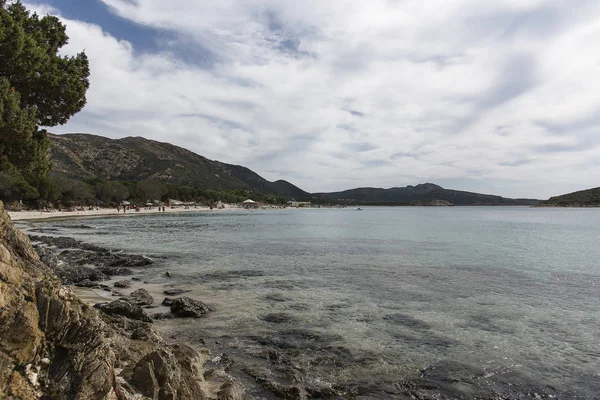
24;0;600;199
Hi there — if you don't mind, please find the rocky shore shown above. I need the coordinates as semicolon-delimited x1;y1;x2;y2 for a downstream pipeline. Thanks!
0;202;244;399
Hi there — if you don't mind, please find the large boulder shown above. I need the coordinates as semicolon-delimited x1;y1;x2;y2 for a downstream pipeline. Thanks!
170;297;213;318
94;299;152;322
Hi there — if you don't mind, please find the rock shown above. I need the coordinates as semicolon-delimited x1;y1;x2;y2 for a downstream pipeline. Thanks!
163;289;191;296
0;202;219;399
217;376;245;400
128;288;154;306
162;297;174;306
131;327;150;341
74;279;99;288
94;300;152;322
58;265;107;285
152;312;175;320
113;280;131;288
97;266;133;276
170;297;213;318
131;350;175;399
165;271;172;278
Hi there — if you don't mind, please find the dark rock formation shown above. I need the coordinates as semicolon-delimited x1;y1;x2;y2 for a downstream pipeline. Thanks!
170;297;213;318
29;235;152;286
113;280;131;288
128;288;154;306
164;289;191;296
94;299;152;322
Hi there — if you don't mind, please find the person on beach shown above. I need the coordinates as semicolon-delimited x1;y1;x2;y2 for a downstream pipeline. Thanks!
117;205;120;213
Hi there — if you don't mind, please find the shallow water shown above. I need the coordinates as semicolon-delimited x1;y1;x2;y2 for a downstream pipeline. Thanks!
27;207;600;398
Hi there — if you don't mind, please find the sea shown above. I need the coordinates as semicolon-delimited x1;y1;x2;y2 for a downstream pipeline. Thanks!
24;207;600;399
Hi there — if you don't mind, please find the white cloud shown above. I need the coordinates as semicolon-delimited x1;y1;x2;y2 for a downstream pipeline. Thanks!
24;0;600;198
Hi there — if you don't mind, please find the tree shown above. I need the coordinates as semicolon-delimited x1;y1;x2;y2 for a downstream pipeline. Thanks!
136;179;168;201
0;1;90;199
95;181;129;204
0;1;90;126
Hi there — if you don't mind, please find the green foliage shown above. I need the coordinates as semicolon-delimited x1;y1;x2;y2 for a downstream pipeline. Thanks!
94;181;129;204
537;187;600;207
0;77;37;173
0;171;38;201
0;1;90;126
0;1;89;203
136;180;169;200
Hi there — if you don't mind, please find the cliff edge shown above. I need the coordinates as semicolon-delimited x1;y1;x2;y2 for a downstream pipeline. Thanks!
0;202;237;399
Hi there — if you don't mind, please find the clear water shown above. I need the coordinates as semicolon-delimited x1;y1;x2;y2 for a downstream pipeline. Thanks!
29;207;600;398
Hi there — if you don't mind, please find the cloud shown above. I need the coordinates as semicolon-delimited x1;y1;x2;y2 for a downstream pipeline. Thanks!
23;0;600;199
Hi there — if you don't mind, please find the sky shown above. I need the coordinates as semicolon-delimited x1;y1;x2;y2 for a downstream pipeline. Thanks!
22;0;600;199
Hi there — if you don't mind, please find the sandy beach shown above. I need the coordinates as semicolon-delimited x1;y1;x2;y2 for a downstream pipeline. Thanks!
8;204;237;221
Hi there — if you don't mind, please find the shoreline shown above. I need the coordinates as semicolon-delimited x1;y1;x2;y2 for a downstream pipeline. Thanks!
8;204;238;222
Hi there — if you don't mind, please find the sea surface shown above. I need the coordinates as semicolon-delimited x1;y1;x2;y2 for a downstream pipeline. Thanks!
26;207;600;399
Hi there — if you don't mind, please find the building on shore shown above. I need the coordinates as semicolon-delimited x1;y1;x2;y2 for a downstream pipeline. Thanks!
287;201;312;208
242;199;259;209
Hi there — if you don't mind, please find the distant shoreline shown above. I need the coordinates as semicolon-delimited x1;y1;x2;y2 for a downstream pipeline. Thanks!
8;205;237;222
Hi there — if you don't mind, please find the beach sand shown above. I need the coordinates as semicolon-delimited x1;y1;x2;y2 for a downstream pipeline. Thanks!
9;204;237;221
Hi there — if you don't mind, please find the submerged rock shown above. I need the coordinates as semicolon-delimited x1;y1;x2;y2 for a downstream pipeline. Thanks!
164;289;191;296
170;297;213;318
94;299;152;322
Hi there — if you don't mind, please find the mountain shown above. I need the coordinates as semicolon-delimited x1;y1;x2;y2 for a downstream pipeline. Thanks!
48;133;539;205
535;187;600;207
314;183;539;206
48;133;310;199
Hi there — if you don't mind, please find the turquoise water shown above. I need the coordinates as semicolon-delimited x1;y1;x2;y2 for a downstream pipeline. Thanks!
31;207;600;398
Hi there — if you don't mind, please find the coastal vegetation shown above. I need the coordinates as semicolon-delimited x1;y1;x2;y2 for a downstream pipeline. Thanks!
535;187;600;207
0;0;89;205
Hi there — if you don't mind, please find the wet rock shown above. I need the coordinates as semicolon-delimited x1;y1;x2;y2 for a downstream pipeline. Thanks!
152;312;176;320
94;300;152;322
162;297;174;306
217;376;245;400
170;297;213;318
97;266;133;276
74;279;99;288
113;280;131;289
209;353;234;372
128;288;153;306
163;289;190;296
